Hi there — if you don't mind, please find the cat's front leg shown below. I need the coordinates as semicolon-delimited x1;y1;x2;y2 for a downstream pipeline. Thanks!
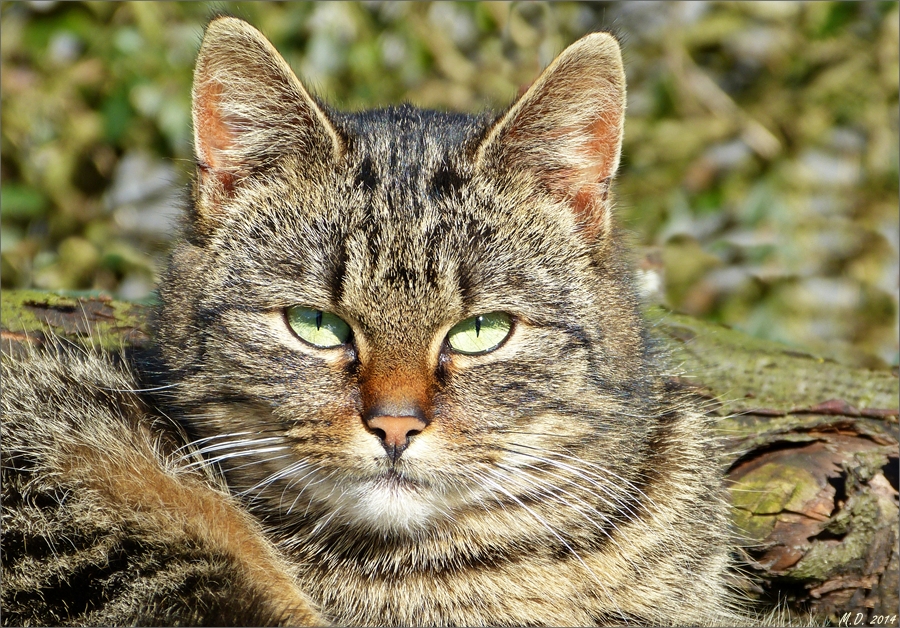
1;348;324;627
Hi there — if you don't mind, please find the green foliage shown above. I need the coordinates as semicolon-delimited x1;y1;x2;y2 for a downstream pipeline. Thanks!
1;1;897;367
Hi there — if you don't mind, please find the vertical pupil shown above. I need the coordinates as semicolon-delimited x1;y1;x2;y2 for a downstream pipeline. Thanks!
475;315;482;337
315;311;323;330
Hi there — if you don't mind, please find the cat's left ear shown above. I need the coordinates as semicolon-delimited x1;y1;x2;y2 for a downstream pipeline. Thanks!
475;33;625;242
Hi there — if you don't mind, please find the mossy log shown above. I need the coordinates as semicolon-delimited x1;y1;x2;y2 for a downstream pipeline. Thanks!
3;289;898;625
642;308;898;625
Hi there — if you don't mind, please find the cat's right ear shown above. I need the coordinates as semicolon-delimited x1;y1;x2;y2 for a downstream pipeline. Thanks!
192;17;341;213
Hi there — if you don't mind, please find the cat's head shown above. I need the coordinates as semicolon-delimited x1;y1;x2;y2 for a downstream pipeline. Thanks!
159;17;660;536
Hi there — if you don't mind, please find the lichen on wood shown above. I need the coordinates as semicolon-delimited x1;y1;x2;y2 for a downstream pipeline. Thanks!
1;289;150;352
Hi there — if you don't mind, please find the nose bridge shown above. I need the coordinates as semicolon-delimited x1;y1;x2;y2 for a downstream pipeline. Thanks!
361;355;431;419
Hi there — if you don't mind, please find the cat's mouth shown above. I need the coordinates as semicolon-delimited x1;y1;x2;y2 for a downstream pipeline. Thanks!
376;468;422;491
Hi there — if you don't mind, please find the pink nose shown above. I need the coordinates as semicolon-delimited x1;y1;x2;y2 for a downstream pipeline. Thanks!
365;415;427;459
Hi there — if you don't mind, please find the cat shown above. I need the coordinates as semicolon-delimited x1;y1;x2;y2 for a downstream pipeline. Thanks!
1;16;748;626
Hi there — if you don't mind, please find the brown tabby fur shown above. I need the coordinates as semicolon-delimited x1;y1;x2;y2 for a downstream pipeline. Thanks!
2;17;750;626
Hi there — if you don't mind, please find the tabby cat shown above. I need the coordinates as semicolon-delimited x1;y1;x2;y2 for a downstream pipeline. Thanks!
1;17;747;626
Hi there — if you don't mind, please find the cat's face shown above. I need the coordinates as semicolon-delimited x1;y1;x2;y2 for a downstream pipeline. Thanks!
159;18;655;536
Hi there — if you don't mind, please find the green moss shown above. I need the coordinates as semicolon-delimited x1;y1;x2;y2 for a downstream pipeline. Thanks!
1;289;150;350
646;305;899;414
731;507;777;540
731;462;822;515
1;289;79;331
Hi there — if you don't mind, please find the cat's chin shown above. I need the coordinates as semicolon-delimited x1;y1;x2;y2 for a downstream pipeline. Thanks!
288;465;459;537
337;471;443;535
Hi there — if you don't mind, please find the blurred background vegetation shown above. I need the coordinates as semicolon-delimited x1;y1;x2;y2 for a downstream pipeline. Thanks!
1;1;897;368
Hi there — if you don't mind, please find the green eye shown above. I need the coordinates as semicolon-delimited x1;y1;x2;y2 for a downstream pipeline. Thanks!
286;306;351;348
447;312;512;355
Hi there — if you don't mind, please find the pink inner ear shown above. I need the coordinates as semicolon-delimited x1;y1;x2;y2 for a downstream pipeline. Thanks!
585;111;621;182
195;81;234;171
540;112;619;239
194;80;239;193
572;113;619;236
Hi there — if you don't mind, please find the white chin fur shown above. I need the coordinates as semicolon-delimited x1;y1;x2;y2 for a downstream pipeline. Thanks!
341;478;441;535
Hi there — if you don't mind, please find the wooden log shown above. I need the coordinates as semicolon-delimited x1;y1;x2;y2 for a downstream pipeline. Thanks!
644;308;898;625
3;289;898;625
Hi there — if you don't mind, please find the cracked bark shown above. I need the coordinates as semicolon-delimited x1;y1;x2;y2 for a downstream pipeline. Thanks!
3;290;898;624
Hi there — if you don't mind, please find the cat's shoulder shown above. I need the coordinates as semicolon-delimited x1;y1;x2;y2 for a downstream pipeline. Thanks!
2;338;161;448
1;338;196;517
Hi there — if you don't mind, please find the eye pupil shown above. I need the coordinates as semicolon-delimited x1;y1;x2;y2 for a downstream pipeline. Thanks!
315;310;323;330
475;315;482;337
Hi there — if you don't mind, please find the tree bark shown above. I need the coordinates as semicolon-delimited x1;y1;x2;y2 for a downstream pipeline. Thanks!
3;290;898;625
